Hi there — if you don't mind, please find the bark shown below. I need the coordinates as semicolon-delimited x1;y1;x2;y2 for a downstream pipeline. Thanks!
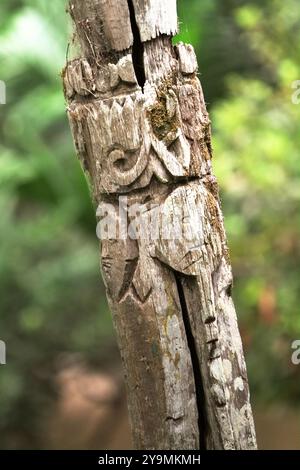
63;0;257;450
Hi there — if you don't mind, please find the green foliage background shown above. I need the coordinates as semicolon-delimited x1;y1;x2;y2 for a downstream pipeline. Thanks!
0;0;299;448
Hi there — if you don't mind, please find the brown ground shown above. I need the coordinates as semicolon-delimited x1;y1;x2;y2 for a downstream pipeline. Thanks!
47;365;300;450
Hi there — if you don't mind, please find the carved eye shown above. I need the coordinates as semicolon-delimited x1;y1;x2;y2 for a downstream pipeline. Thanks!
108;148;137;172
109;148;133;171
107;146;148;186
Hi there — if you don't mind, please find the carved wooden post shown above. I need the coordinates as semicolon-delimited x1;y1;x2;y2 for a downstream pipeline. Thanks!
63;0;257;450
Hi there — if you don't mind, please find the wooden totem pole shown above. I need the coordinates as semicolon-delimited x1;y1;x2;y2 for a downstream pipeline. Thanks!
63;0;257;450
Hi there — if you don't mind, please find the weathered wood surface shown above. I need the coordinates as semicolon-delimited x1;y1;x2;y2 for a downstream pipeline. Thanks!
63;0;257;450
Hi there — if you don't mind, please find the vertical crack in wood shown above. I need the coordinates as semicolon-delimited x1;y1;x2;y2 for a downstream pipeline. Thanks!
127;0;146;89
174;273;207;450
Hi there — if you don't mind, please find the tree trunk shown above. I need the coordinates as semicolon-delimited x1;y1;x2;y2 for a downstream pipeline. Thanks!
63;0;257;450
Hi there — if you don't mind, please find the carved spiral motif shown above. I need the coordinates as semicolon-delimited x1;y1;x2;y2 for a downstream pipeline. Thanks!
107;145;148;187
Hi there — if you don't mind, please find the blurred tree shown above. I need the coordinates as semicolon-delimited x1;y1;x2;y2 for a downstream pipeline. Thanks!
0;0;115;449
177;0;276;104
209;0;300;404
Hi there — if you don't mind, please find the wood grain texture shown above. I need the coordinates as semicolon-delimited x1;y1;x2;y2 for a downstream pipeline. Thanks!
63;0;257;450
131;0;178;41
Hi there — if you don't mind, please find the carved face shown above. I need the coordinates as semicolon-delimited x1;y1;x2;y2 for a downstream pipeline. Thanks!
81;83;193;195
